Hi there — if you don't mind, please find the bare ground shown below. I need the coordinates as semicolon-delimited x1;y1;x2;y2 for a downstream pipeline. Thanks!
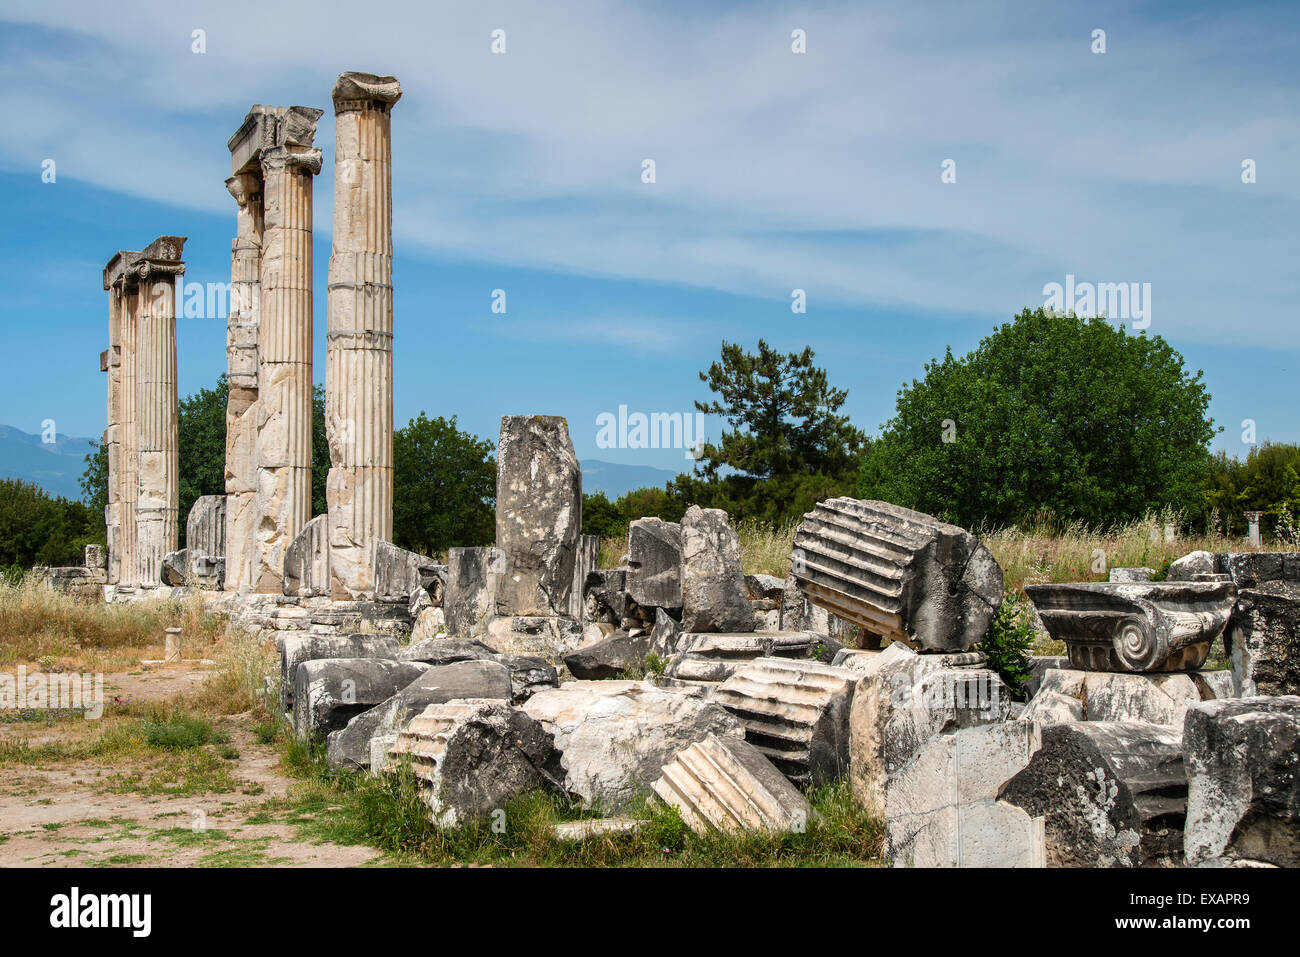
0;664;378;868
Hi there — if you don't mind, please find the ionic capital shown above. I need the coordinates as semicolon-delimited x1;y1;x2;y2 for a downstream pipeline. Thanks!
226;171;261;208
332;72;402;115
260;144;323;177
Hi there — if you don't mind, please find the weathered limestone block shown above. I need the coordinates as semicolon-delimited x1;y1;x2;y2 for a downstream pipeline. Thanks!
713;657;859;784
583;567;628;624
444;546;504;637
568;534;599;619
1228;581;1300;696
998;722;1188;867
564;631;650;680
654;733;812;834
281;514;329;597
30;565;105;599
1168;550;1217;582
1024;655;1069;698
407;606;447;643
397;637;496;666
278;633;401;713
1223;552;1300;589
663;631;817;685
626;518;682;611
161;549;188;586
291;657;427;737
388;698;562;825
649;607;682;658
327;660;512;769
494;415;582;618
185;495;226;588
887;722;1044;868
1183;696;1300;867
374;541;432;602
492;654;559;704
791;498;1003;651
849;642;1008;815
680;506;755;633
84;544;108;572
1025;580;1236;672
522;680;743;809
1022;668;1209;728
1109;567;1156;583
485;615;585;664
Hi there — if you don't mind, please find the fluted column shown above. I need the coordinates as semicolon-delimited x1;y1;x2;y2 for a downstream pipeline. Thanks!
134;237;185;586
252;143;321;593
223;172;263;593
326;72;401;600
117;266;140;586
101;251;137;586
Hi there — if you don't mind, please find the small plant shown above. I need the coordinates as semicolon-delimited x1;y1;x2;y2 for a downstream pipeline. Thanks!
978;590;1035;699
141;712;218;751
644;652;668;678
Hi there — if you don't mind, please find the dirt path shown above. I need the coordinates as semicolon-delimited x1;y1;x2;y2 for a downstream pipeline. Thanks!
0;665;379;868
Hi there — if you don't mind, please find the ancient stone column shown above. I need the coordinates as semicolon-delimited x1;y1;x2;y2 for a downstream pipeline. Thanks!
101;251;137;586
133;237;185;586
326;72;402;600
223;171;263;593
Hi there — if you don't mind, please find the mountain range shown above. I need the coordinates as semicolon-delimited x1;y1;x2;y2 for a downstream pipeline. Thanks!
0;424;98;501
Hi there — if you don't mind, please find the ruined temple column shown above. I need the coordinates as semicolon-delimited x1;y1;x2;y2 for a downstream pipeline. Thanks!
326;72;402;600
105;253;142;587
223;172;263;593
101;252;136;586
133;237;185;586
253;139;322;593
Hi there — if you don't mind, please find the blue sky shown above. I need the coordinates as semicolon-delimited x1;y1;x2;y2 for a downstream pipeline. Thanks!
1;0;1297;475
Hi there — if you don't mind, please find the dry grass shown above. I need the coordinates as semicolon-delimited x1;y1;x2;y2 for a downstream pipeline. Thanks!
182;630;278;718
0;578;226;673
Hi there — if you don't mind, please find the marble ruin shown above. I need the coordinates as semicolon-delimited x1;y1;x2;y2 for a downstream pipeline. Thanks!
78;68;1300;870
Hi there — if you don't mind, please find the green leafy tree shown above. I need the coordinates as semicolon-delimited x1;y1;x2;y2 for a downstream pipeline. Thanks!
80;440;108;516
0;478;101;569
392;412;496;555
178;377;229;544
688;339;866;521
859;308;1216;528
1201;441;1300;537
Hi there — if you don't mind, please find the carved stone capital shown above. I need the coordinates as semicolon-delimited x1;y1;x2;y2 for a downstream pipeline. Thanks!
225;172;261;208
260;144;323;177
332;71;402;114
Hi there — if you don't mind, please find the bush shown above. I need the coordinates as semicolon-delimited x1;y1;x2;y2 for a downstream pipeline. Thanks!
978;590;1035;698
141;712;219;750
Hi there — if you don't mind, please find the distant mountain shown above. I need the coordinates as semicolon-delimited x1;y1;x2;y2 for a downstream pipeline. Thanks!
581;459;682;500
0;424;99;501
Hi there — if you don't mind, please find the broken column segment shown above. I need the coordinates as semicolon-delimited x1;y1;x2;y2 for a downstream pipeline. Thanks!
653;733;812;834
1183;696;1300;867
998;721;1188;867
292;658;428;737
791;498;1003;651
494;415;583;618
712;657;858;784
185;495;226;589
133;236;185;586
625;518;682;611
1024;580;1236;672
326;72;402;600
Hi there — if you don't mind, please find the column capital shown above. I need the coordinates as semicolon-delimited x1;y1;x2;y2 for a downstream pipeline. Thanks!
332;72;402;115
103;250;141;290
260;144;323;177
225;171;261;207
135;235;187;281
229;105;324;176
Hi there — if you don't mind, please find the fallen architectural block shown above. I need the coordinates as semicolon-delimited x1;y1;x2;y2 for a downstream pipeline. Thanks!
327;660;513;769
1020;668;1215;728
407;606;446;643
522;680;743;809
564;631;650;680
648;607;681;658
1025;580;1236;672
278;634;400;713
552;818;642;841
184;494;226;589
1109;567;1155;582
849;642;1007;814
1167;550;1217;582
998;722;1188;867
886;722;1044;868
292;658;429;738
663;632;817;685
486;614;585;663
1183;696;1300;867
373;541;434;602
680;506;756;633
398;637;497;665
791;498;1003;651
583;567;628;624
161;549;188;586
495;415;583;618
282;515;329;598
712;657;859;784
1228;581;1300;696
653;733;811;834
444;546;504;637
387;698;562;826
625;518;683;611
492;654;559;704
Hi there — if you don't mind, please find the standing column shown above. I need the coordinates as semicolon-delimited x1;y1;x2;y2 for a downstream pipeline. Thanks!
101;251;136;586
253;139;321;593
134;237;185;586
326;71;402;600
117;261;141;587
223;171;263;593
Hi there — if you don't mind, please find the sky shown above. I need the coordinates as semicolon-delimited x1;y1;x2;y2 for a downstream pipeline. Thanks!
0;0;1297;476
